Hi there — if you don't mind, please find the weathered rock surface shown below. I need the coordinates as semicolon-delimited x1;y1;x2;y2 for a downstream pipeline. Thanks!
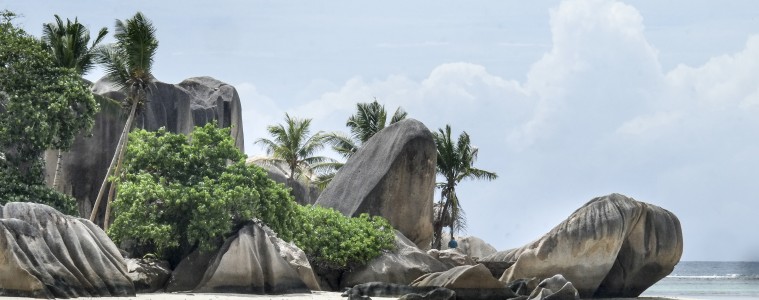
427;248;476;268
166;221;311;294
246;157;321;205
44;76;244;218
411;264;514;300
315;119;436;249
340;231;448;289
126;258;171;293
441;235;498;259
527;275;580;300
0;202;135;298
481;193;683;298
260;220;321;291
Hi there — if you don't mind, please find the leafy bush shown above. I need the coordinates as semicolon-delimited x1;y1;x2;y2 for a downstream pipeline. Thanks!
0;164;77;215
109;123;394;268
109;123;297;261
292;205;395;270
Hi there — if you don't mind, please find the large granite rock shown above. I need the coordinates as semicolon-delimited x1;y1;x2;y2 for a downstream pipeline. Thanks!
527;275;580;300
44;76;244;218
411;264;514;300
0;202;135;298
441;235;498;259
166;221;312;294
246;157;321;205
315;118;436;249
340;231;448;289
481;194;682;298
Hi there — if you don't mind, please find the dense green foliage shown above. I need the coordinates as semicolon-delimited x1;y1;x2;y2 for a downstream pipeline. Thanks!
42;15;108;75
0;10;97;213
110;123;394;268
109;123;297;259
293;206;395;269
431;124;497;249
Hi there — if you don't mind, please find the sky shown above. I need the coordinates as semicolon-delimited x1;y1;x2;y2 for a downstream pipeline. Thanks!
4;0;759;261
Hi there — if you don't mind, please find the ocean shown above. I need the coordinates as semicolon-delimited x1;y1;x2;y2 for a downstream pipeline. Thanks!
641;261;759;299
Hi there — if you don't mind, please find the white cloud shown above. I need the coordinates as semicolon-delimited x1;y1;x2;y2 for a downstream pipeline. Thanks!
235;82;284;156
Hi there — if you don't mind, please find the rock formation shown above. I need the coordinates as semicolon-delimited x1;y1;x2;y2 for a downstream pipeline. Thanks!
410;264;515;300
441;235;498;259
44;76;244;218
315;118;436;249
0;202;135;298
340;231;448;289
125;258;171;293
480;193;683;298
166;221;313;294
526;275;580;300
427;248;476;268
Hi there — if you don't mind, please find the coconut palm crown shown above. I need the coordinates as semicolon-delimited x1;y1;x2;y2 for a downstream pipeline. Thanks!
89;12;158;229
256;113;334;182
432;124;497;250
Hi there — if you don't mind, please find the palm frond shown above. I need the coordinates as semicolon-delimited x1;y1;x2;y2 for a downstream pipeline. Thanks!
323;131;358;158
390;106;407;124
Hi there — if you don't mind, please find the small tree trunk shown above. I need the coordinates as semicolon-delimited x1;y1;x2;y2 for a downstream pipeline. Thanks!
103;100;138;230
433;195;451;250
89;99;137;224
52;149;63;190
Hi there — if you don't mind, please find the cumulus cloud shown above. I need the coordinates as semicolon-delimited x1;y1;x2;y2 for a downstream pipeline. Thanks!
235;82;284;155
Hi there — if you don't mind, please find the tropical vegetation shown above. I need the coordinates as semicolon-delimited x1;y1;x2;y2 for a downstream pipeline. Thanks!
255;113;334;184
109;123;394;267
41;14;108;190
89;12;158;230
431;124;497;249
0;10;99;214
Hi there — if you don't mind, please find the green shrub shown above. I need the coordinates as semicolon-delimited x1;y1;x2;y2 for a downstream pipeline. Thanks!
291;205;395;270
109;123;395;268
108;123;296;260
0;164;77;215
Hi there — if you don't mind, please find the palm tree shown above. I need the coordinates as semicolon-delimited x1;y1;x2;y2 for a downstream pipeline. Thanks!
432;125;497;250
256;113;334;184
42;15;108;190
318;99;406;187
89;12;158;230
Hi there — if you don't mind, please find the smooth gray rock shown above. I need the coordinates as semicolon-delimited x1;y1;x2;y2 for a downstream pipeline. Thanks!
126;258;171;293
441;235;498;259
315;119;436;249
340;231;448;289
481;194;682;298
167;222;311;294
0;202;135;298
411;264;514;300
44;76;244;218
527;275;579;300
427;248;476;268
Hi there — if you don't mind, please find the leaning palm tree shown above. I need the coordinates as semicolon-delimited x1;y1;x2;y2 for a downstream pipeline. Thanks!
89;12;158;230
318;99;406;187
432;125;497;250
42;15;108;190
256;113;334;184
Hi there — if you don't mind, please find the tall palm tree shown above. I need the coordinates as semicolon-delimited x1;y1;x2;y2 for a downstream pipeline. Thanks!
256;113;334;183
42;15;108;190
432;125;497;250
319;99;406;187
89;12;158;230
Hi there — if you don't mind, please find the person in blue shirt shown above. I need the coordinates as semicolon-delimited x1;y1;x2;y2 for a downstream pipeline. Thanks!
448;237;458;249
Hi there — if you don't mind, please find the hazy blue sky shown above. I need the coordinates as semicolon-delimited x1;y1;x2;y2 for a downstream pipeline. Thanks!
5;0;759;261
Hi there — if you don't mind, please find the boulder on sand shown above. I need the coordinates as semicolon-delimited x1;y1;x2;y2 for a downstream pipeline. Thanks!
125;258;171;293
0;202;134;298
166;221;312;294
410;264;515;300
315;118;436;249
481;193;683;298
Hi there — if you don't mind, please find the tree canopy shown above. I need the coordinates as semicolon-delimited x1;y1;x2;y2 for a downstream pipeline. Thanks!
0;10;98;214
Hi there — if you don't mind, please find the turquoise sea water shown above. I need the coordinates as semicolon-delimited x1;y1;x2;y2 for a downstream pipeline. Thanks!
641;261;759;299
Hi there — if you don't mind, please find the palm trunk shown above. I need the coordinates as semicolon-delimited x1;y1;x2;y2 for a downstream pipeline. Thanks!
433;188;451;250
89;99;138;224
52;149;63;190
103;107;135;230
